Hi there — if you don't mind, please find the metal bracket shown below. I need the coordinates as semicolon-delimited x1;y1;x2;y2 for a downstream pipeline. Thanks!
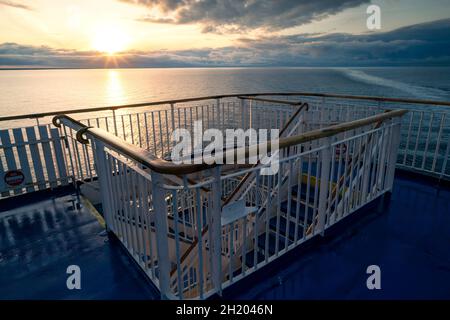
52;115;65;127
76;126;93;144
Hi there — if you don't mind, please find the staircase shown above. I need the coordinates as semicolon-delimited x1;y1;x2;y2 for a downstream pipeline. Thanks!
168;102;309;297
244;179;316;268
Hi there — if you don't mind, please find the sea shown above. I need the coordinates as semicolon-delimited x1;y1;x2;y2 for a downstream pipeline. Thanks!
0;67;449;119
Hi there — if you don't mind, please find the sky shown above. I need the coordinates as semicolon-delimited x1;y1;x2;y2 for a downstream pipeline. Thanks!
0;0;449;68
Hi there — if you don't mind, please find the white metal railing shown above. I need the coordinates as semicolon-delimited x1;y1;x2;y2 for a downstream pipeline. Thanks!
397;110;449;179
2;93;448;199
67;106;405;299
0;93;411;299
56;97;299;184
161;118;401;299
1;93;447;301
295;95;450;179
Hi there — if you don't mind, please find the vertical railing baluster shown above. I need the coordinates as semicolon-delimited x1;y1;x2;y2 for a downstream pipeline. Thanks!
304;152;312;237
165;110;170;152
316;138;331;235
432;113;445;172
285;160;293;249
228;221;234;283
105;154;118;234
412;111;423;167
142;174;155;278
194;187;204;298
440;134;450;179
129;114;134;145
421;112;434;170
151;112;157;156
137;113;143;148
131;170;143;258
264;173;272;262
294;157;302;243
170;103;176;149
159;110;164;156
171;190;183;299
112;109;118;136
274;162;282;256
386;119;402;192
150;172;172;299
92;141;113;231
402;112;414;165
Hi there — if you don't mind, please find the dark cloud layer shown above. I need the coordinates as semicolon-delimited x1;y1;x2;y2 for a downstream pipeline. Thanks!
124;0;369;33
1;19;449;68
0;0;32;10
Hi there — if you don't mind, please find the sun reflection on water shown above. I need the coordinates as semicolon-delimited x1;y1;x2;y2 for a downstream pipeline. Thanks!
106;70;124;106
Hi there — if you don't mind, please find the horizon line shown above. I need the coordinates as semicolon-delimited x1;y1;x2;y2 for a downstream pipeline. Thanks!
1;65;450;71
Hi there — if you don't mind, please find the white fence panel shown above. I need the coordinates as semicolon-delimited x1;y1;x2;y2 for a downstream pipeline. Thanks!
0;125;71;197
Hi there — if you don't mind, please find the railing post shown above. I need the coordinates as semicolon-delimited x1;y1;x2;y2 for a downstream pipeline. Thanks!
216;98;221;132
249;99;253;130
150;171;172;299
92;141;113;231
170;102;176;129
112;109;118;137
240;98;245;129
210;166;223;295
316;137;331;235
385;119;402;192
441;138;450;180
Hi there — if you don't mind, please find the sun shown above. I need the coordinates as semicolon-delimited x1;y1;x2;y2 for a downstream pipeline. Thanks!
91;25;129;55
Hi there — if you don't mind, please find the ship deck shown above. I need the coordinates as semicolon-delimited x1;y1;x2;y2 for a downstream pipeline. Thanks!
1;170;449;300
0;186;159;300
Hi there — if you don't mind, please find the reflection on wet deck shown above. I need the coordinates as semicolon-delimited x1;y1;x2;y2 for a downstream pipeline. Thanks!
0;188;159;300
1;172;449;300
223;172;450;300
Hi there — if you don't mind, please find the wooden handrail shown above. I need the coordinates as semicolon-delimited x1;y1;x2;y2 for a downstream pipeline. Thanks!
54;109;408;176
2;91;447;122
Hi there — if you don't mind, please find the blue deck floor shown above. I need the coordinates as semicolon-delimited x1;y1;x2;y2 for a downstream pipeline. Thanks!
223;172;450;300
0;188;159;300
0;172;449;300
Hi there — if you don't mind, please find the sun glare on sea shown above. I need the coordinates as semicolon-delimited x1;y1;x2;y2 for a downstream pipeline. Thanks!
92;25;129;55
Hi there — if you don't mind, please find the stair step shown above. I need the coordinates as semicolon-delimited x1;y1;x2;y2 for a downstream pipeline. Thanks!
280;199;314;223
269;216;304;240
291;183;320;200
257;232;290;256
174;209;197;226
243;250;265;268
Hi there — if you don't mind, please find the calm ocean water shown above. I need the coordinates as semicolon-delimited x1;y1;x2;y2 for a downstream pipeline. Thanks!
0;67;449;118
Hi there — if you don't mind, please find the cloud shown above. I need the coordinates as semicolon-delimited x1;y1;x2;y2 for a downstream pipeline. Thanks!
124;0;369;33
0;0;32;10
1;19;450;68
0;43;201;68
